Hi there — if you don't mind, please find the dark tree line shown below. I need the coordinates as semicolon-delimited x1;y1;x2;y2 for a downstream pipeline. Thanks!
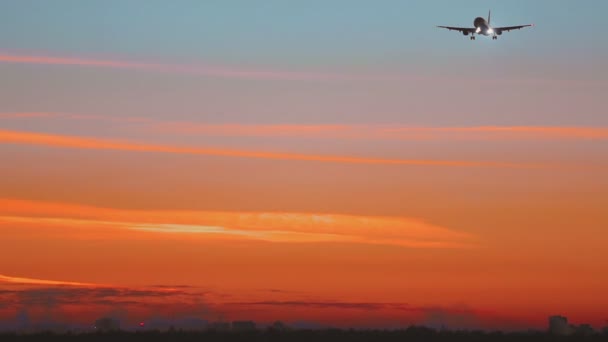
0;327;607;342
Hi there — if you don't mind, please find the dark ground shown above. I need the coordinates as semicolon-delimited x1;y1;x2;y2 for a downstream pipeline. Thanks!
0;328;606;342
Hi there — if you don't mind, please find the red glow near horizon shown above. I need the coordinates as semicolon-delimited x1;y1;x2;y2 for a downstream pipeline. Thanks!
1;2;607;331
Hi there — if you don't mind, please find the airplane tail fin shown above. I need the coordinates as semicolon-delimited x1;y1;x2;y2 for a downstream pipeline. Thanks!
488;10;491;25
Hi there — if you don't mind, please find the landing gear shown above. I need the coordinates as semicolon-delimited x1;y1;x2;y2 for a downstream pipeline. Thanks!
470;35;476;40
492;36;498;40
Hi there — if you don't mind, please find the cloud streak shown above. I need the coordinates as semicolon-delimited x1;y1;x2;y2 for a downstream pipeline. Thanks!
151;123;608;141
0;198;476;249
0;112;60;119
384;126;608;141
0;129;532;168
224;301;521;330
2;52;602;87
3;113;606;141
0;52;366;82
0;275;96;287
0;276;510;330
0;274;214;328
226;301;410;311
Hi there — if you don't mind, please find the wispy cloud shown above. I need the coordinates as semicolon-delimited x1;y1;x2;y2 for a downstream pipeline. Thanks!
129;223;467;248
0;274;214;326
0;275;96;287
0;112;149;123
1;52;601;87
150;123;608;141
0;274;198;296
0;198;476;249
18;52;551;85
224;301;523;330
130;224;361;245
0;112;59;119
0;129;532;168
384;126;608;141
3;112;606;141
0;52;367;82
226;301;409;311
0;275;510;330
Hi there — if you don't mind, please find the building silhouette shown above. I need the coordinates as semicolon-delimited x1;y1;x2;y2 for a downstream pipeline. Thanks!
549;315;572;335
269;321;290;331
177;318;208;331
208;322;231;331
576;324;595;335
232;320;256;332
549;315;597;336
94;317;120;332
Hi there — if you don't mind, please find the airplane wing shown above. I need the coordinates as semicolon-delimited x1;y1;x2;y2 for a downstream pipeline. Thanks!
494;24;533;33
436;26;476;34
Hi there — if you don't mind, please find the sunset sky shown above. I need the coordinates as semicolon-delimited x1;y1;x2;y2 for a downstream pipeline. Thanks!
1;0;607;331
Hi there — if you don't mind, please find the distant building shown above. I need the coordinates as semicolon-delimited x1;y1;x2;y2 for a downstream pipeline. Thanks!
176;318;208;331
146;319;171;331
269;321;289;331
209;322;231;331
94;317;120;332
549;315;573;335
575;324;595;335
31;322;70;334
142;318;207;332
232;320;256;332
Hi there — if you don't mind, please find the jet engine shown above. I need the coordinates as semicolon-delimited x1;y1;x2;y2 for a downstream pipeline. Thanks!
462;31;469;36
496;30;503;35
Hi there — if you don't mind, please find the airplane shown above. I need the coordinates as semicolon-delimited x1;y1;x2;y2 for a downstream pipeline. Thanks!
438;11;533;40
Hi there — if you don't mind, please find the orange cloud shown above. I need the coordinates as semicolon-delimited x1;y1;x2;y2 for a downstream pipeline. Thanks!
0;112;150;122
151;123;608;141
0;274;97;287
0;112;59;119
0;198;476;249
383;126;608;141
0;129;529;168
1;275;519;330
0;53;362;81
4;112;606;141
150;123;357;137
